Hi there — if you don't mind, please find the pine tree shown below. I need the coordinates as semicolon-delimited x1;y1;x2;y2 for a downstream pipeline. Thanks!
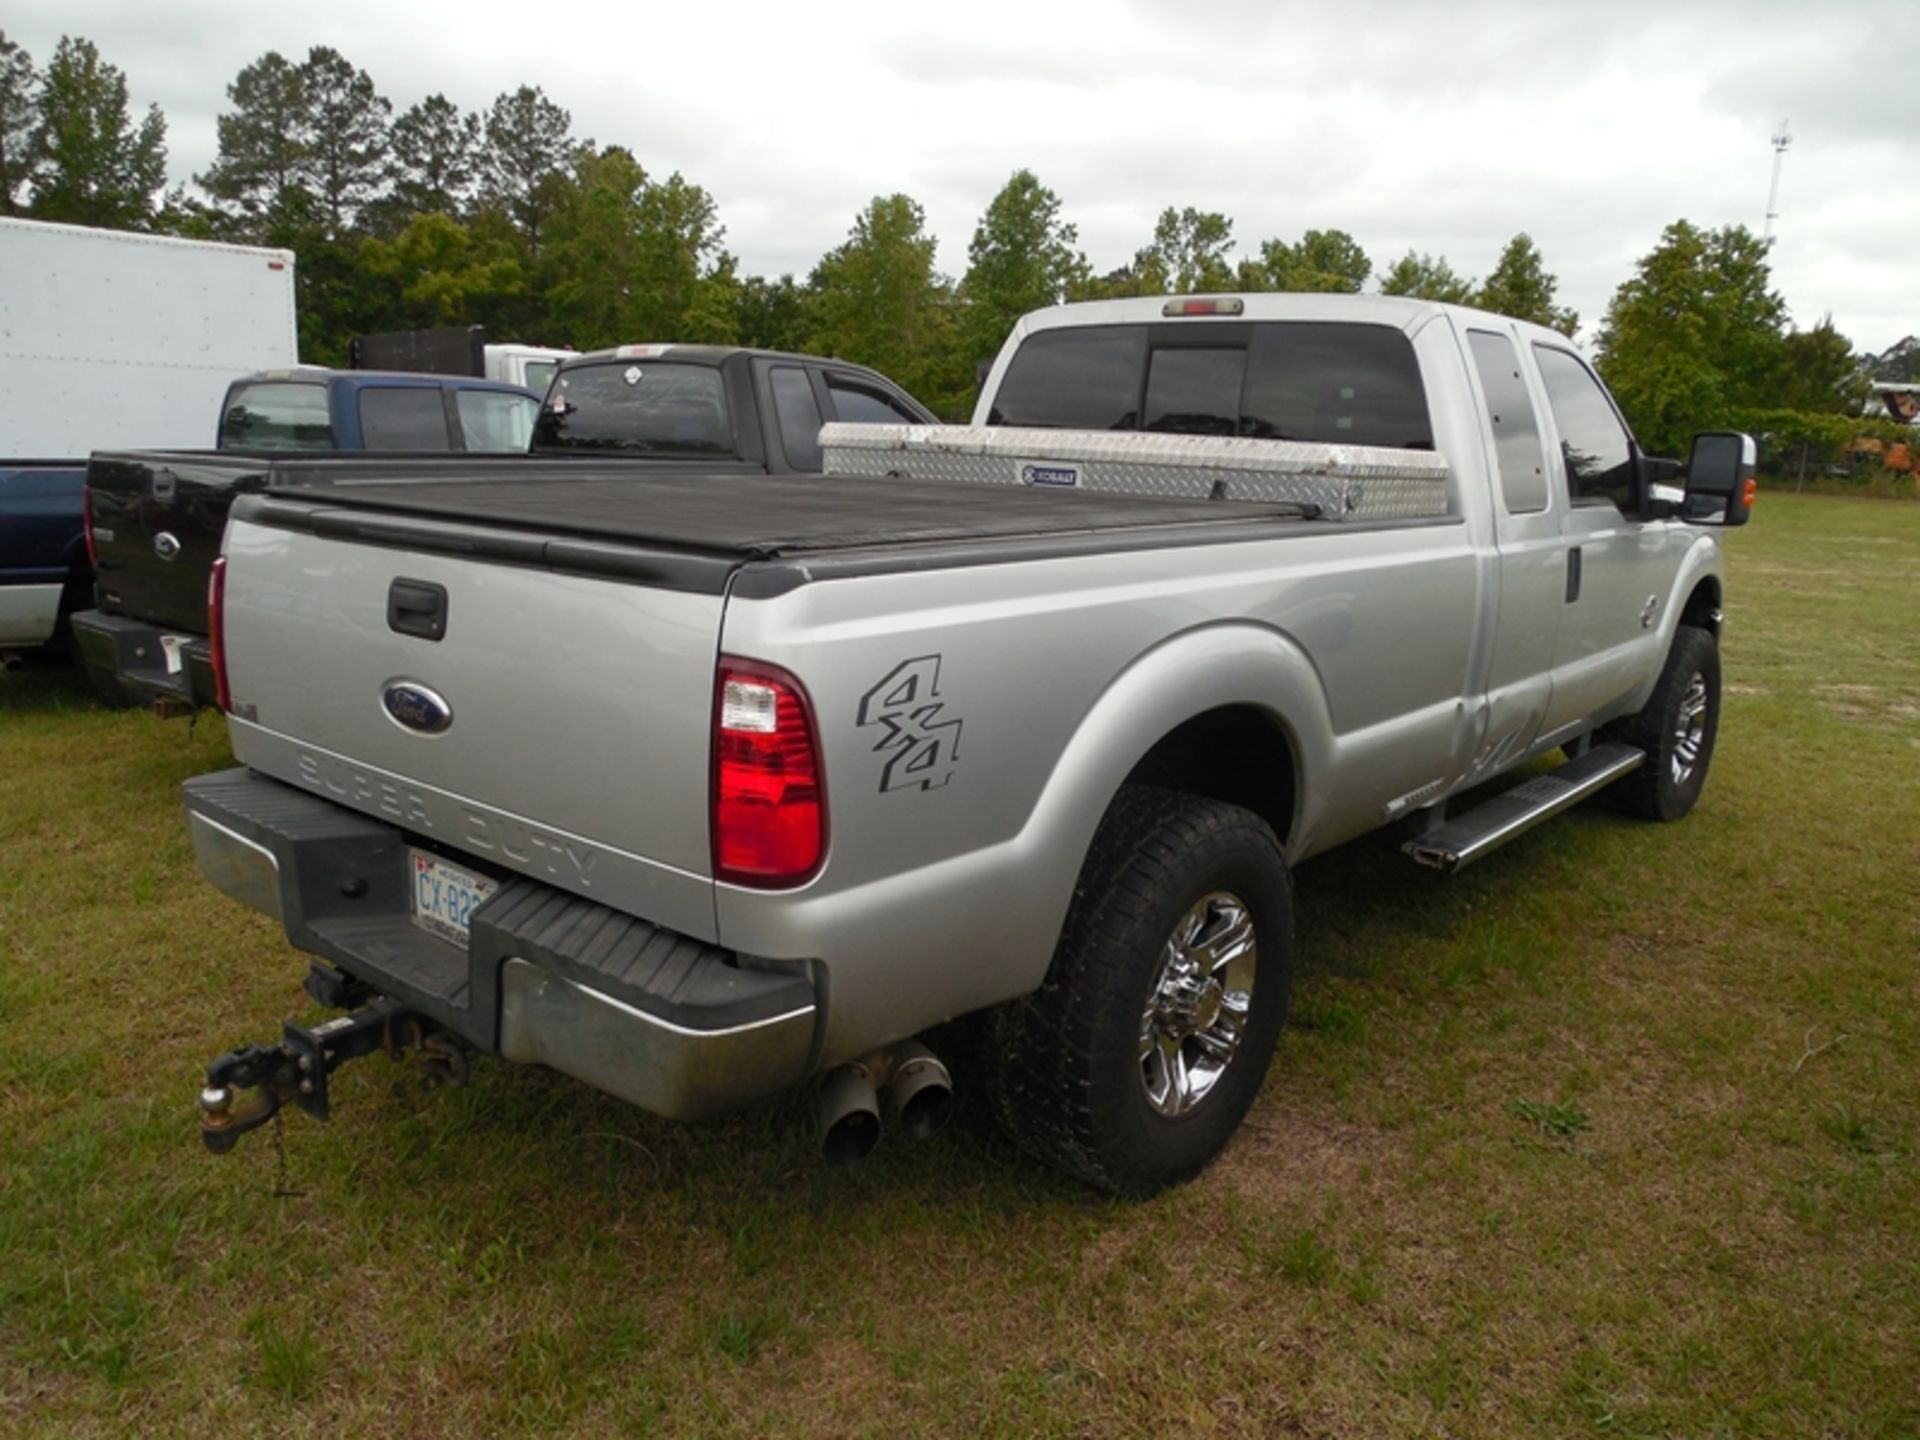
478;85;576;258
1474;233;1577;333
30;35;166;229
0;30;37;214
385;94;479;218
960;170;1088;365
197;51;309;234
299;47;389;238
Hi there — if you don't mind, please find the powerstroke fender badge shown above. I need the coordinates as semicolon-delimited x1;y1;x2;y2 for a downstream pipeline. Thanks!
857;656;964;793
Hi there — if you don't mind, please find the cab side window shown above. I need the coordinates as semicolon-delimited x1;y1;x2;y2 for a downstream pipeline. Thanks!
1532;346;1634;510
359;387;451;451
1468;330;1548;514
770;366;824;471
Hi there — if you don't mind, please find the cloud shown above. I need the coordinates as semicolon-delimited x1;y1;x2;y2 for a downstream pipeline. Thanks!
10;0;1917;351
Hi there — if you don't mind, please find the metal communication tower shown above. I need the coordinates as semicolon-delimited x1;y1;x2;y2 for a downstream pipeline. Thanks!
1763;121;1792;244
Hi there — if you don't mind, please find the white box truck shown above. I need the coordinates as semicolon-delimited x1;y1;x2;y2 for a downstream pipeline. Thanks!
0;217;298;656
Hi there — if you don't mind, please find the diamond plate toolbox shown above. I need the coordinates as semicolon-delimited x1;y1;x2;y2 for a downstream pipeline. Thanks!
819;424;1451;521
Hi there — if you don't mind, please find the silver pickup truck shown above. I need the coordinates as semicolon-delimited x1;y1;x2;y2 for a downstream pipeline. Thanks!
184;295;1755;1193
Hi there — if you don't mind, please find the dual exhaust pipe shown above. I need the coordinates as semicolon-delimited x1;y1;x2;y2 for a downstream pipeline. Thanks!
818;1040;953;1165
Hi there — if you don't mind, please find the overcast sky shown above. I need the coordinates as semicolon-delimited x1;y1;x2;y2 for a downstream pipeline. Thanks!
13;1;1916;355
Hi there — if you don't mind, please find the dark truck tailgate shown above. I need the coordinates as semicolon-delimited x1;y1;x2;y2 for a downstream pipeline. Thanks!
88;451;272;633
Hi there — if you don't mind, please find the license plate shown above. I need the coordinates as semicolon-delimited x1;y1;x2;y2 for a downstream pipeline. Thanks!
410;850;498;945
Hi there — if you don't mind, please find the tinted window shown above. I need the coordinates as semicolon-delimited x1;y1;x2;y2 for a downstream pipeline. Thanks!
1144;347;1242;435
534;362;734;455
455;390;538;452
522;360;559;397
1468;330;1548;514
827;379;921;425
986;325;1147;430
771;366;824;471
218;382;334;451
1533;346;1633;509
1240;323;1433;449
988;320;1432;449
359;388;451;450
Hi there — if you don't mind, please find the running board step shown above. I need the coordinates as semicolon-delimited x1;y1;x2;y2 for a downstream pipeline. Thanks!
1403;743;1644;872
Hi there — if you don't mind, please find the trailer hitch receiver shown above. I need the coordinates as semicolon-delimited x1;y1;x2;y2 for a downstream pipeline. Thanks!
198;1002;465;1154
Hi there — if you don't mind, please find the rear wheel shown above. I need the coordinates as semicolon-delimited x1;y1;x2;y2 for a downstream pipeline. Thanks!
1602;624;1720;821
984;786;1293;1194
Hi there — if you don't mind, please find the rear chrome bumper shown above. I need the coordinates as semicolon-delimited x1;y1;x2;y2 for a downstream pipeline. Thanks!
183;768;818;1120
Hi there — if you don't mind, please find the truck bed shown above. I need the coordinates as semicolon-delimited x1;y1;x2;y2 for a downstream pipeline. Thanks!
252;467;1318;561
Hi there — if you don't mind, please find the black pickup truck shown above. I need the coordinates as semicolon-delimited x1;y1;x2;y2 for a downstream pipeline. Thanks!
72;366;539;706
75;347;932;709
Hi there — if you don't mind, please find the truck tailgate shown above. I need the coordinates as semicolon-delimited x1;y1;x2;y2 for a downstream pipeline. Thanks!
89;451;268;632
219;511;726;942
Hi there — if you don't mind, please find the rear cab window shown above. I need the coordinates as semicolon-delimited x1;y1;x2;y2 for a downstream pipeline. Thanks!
218;381;335;450
988;322;1433;450
535;362;735;456
358;387;453;451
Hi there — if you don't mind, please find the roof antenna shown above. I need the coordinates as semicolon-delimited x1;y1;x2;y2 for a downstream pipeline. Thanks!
1763;121;1792;245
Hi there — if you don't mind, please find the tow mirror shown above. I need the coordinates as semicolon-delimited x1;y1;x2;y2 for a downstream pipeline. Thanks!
1683;431;1758;526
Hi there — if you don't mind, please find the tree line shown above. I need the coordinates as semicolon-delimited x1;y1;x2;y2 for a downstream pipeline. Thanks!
0;28;1900;465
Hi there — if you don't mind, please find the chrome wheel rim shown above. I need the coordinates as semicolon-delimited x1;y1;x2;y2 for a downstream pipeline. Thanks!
1139;891;1257;1117
1671;672;1709;786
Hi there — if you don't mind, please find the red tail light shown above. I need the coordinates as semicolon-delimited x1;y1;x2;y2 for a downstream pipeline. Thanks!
712;659;825;887
82;485;98;568
208;556;231;712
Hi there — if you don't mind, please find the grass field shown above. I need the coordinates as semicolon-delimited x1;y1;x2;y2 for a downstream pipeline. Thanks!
2;493;1916;1437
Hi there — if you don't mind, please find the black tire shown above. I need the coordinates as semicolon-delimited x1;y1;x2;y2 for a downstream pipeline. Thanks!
984;786;1293;1195
1602;625;1720;822
82;662;139;710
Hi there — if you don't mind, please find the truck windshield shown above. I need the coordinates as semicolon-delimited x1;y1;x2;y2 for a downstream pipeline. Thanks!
533;362;734;455
521;360;559;397
988;321;1434;451
457;389;539;452
219;382;335;450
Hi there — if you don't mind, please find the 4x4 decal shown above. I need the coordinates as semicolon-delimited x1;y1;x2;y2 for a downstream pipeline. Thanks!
857;656;963;793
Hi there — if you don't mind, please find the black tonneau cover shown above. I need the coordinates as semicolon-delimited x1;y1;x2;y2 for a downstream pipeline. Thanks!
258;469;1311;560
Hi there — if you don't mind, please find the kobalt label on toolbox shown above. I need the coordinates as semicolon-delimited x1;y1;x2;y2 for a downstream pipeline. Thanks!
1019;461;1080;488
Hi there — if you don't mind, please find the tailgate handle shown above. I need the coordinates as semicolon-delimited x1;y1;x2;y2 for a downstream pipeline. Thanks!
387;579;448;641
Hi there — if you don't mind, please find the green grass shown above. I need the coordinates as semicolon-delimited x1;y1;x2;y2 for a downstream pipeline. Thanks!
3;492;1917;1436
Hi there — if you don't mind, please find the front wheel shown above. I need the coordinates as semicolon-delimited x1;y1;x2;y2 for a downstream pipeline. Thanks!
984;786;1293;1195
1602;624;1721;821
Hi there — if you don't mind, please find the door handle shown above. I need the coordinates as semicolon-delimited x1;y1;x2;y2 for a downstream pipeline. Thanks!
1564;546;1582;603
388;578;448;641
